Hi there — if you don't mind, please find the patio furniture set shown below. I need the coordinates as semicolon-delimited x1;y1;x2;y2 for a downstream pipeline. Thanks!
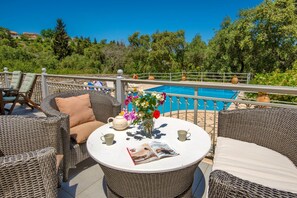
87;116;211;197
1;74;297;197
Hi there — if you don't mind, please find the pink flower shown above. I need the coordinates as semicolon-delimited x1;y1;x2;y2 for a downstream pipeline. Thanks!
160;92;166;105
127;95;133;102
125;99;130;106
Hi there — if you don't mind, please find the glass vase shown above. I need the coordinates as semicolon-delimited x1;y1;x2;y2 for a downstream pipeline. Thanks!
141;118;154;138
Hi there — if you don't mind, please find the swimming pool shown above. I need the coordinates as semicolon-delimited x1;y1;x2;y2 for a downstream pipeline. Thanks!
145;85;238;112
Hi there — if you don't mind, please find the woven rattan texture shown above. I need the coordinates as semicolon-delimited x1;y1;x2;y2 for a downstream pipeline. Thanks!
100;162;199;198
0;116;60;198
209;108;297;198
41;90;121;181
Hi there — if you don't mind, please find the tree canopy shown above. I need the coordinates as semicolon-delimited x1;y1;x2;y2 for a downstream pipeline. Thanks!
205;0;297;73
0;0;297;76
52;19;72;60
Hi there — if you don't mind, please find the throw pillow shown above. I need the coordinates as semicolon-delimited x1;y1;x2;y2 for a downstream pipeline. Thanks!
70;120;105;143
55;94;96;128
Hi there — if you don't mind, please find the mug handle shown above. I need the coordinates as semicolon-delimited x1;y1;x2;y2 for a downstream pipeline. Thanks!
107;117;114;124
100;135;105;142
187;132;191;139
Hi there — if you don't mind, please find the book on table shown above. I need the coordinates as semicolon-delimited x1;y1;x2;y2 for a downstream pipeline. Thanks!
127;141;179;165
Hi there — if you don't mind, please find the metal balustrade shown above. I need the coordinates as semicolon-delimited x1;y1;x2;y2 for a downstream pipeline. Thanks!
1;68;297;157
136;71;252;84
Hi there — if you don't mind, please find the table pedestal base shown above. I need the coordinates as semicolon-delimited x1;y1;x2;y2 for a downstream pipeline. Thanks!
100;162;200;198
107;183;192;198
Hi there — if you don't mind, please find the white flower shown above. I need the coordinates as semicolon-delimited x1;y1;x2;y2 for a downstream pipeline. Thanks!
156;93;162;100
138;89;145;96
151;92;157;96
141;102;148;108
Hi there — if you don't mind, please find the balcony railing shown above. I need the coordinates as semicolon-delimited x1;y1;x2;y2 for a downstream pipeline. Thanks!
1;68;297;157
136;71;252;84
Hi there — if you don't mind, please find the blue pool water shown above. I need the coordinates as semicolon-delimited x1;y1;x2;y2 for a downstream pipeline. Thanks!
145;85;238;112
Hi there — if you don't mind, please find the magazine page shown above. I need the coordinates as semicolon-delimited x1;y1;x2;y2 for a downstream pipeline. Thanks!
149;141;179;159
127;143;159;165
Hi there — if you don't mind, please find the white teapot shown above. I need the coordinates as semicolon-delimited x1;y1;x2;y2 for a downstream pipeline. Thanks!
107;115;129;131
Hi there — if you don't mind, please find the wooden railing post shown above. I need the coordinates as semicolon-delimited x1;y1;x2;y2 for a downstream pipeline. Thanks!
3;67;9;87
116;69;125;107
41;68;49;99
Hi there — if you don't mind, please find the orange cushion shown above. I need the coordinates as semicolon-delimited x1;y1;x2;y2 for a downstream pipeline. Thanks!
70;120;105;143
55;94;96;128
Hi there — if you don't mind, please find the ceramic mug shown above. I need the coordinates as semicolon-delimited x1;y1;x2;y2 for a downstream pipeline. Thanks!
177;130;191;142
100;133;114;146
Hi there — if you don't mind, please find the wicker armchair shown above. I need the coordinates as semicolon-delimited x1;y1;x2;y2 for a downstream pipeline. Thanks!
209;108;297;198
40;90;121;182
0;116;61;198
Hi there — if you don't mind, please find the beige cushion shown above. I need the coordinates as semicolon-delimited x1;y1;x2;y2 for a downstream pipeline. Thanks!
70;120;104;143
213;137;297;193
56;154;63;173
55;94;96;128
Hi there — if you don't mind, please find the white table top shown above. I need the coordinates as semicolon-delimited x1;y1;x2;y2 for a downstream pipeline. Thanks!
87;117;211;173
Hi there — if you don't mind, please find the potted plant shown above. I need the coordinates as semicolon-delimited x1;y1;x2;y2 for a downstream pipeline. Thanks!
231;75;239;84
256;92;270;103
148;75;155;80
182;73;186;81
132;74;138;79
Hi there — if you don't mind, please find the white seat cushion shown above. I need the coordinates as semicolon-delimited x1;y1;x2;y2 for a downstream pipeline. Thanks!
212;137;297;193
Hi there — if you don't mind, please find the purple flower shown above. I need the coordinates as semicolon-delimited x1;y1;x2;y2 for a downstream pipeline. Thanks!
123;112;130;120
123;109;137;122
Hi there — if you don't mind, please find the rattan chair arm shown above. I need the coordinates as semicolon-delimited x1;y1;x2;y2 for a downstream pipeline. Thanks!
40;97;68;118
209;170;297;198
0;116;61;156
218;108;297;166
40;97;70;156
0;147;57;198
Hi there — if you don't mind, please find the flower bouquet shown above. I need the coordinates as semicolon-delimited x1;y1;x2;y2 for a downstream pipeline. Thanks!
121;90;166;138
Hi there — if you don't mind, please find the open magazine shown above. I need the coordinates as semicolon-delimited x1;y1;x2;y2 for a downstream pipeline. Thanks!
127;141;179;165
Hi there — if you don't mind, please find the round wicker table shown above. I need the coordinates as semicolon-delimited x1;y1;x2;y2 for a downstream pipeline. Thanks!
87;117;211;198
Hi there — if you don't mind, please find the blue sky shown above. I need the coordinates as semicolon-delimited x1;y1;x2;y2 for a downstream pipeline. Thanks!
1;0;262;43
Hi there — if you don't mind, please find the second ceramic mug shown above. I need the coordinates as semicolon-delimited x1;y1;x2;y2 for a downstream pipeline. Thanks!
177;130;191;141
100;133;115;146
